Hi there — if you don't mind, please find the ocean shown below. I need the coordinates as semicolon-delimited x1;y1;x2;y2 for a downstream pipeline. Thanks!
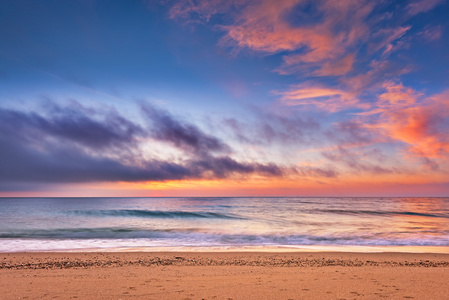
0;197;448;252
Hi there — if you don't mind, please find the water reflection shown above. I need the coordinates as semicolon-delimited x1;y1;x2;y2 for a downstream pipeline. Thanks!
0;197;448;251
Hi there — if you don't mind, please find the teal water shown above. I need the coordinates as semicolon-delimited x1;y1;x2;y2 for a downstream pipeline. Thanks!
0;197;448;251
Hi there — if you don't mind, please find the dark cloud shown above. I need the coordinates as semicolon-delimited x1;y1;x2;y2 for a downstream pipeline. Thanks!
0;138;181;183
191;156;284;179
141;103;230;155
0;103;298;188
0;103;145;150
0;102;348;190
0;134;288;185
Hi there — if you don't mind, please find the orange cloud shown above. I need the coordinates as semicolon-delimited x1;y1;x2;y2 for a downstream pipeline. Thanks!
277;83;365;112
222;0;373;77
365;83;449;160
386;104;449;159
170;0;376;77
378;81;421;107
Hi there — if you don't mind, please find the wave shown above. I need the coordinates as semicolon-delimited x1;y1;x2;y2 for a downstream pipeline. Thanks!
68;209;244;219
0;228;201;239
317;209;449;218
1;228;448;247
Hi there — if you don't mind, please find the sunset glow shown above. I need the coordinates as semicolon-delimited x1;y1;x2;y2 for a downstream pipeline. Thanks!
1;0;448;196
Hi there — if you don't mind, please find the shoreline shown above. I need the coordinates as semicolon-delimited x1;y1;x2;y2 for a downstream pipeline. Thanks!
2;244;449;254
2;251;449;299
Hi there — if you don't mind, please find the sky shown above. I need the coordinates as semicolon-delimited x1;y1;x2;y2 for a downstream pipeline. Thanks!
0;0;448;197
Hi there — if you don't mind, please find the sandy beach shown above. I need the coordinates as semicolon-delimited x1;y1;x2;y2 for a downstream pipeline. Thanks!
1;251;449;299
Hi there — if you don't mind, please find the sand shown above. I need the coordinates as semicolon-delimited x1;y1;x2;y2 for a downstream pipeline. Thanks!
1;252;449;299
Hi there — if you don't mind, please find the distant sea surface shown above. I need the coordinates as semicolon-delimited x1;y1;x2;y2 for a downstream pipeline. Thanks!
0;197;448;252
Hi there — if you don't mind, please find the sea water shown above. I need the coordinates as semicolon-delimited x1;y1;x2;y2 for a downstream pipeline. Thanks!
0;197;448;252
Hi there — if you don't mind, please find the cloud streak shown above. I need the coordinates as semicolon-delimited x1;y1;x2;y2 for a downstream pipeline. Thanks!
1;102;320;187
141;103;230;155
406;0;446;16
0;103;146;150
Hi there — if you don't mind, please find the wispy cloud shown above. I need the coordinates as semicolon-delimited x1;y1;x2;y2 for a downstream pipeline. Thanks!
420;25;443;41
223;106;320;146
276;83;364;112
169;0;242;23
321;146;395;175
406;0;446;16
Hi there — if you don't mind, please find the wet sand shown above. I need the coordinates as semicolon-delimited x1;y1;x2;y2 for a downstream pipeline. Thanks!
1;252;449;299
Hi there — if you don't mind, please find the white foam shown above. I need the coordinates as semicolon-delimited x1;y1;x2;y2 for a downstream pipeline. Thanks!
2;238;449;253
